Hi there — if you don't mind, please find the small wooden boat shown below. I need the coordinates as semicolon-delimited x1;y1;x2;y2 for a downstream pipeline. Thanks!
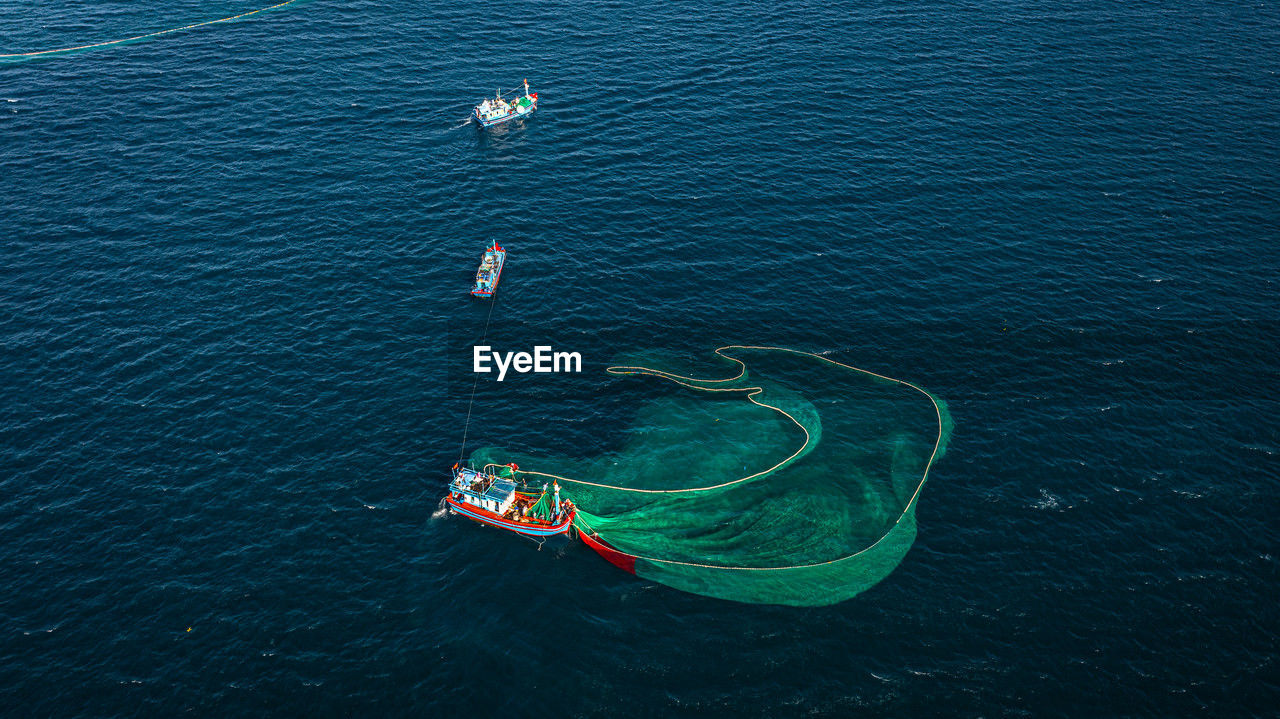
578;528;638;574
446;464;575;537
472;79;538;128
471;242;505;298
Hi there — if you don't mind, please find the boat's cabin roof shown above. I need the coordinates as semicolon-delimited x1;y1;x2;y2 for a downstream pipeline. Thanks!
484;478;516;502
453;468;515;499
477;249;502;275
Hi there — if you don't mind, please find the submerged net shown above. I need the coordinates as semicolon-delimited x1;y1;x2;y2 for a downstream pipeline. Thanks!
471;346;951;606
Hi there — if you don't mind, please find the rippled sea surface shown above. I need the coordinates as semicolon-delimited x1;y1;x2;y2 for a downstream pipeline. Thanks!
2;0;1278;715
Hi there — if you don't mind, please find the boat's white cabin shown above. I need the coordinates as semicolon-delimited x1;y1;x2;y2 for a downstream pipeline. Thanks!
452;468;516;514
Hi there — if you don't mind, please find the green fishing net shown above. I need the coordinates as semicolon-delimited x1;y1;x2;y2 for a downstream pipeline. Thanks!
526;482;556;520
471;346;951;606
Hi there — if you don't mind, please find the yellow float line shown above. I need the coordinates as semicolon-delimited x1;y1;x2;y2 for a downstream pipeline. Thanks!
1;0;305;59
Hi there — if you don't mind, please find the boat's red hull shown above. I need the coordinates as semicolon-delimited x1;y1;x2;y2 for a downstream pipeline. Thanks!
578;529;638;575
446;495;573;537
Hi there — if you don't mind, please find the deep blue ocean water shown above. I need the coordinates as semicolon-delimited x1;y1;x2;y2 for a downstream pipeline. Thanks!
2;0;1278;715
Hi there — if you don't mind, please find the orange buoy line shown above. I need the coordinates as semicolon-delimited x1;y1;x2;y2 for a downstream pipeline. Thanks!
0;0;306;59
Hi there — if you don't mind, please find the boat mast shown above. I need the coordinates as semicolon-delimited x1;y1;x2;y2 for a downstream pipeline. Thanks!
523;78;529;97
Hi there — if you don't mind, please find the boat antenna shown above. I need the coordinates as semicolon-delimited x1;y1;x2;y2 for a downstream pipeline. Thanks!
523;78;529;96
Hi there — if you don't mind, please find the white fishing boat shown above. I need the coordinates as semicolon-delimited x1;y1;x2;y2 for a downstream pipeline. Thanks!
472;79;538;128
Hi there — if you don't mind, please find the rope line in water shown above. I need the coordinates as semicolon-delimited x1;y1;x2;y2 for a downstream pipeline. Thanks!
1;0;305;58
517;345;946;572
520;380;810;494
457;292;501;464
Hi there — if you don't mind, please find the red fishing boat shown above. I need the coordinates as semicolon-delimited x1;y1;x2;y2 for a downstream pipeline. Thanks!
577;528;638;575
471;242;505;298
446;464;574;537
